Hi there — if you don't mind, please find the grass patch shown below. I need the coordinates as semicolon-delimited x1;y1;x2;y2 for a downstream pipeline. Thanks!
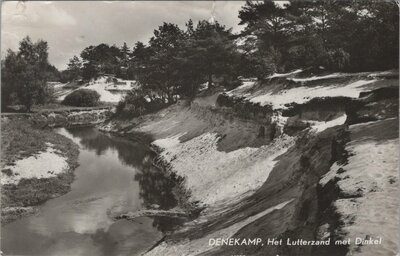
1;117;78;165
1;116;79;224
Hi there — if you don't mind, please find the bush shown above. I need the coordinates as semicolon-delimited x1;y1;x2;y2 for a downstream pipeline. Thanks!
220;77;242;91
115;100;126;115
115;89;169;119
115;91;148;119
62;89;100;107
325;48;350;71
37;84;56;105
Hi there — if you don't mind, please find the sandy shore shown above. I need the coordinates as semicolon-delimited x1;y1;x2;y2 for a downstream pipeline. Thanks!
1;116;79;224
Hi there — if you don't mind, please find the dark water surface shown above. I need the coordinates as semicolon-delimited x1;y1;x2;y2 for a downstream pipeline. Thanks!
1;127;180;256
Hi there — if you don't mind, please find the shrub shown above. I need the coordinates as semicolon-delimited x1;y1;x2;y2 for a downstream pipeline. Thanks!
2;169;13;176
115;93;148;119
115;89;169;119
115;100;126;115
106;76;118;83
62;89;100;107
220;77;242;91
325;48;350;71
37;84;56;105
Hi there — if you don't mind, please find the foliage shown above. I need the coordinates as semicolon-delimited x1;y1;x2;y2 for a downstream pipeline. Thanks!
238;0;399;73
66;55;82;81
80;43;122;80
143;22;186;103
115;89;169;119
135;20;240;102
62;89;100;107
1;36;55;111
45;64;61;82
131;41;150;82
189;21;240;87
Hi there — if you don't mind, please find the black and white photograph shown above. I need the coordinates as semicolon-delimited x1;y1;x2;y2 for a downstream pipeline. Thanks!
0;1;399;255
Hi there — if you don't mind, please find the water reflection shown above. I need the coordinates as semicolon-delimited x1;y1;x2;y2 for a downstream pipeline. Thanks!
63;128;148;167
2;127;183;256
135;155;185;233
61;127;184;232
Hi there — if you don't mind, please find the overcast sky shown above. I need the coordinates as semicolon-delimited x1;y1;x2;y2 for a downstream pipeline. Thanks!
1;1;246;70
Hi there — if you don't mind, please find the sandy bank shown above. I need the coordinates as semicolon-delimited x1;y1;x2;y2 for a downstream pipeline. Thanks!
104;70;398;256
1;143;69;185
319;118;399;256
153;133;295;207
1;117;79;224
146;199;293;256
225;70;398;110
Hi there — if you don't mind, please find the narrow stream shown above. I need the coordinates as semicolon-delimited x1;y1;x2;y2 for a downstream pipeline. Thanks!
1;127;181;256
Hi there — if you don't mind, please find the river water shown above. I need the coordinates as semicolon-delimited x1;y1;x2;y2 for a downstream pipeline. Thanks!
1;127;181;256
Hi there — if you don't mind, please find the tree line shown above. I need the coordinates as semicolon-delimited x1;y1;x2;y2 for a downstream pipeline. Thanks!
62;0;400;100
238;0;398;77
65;19;240;102
2;0;398;112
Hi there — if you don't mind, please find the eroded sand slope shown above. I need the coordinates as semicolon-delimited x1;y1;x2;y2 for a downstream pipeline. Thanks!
102;70;399;256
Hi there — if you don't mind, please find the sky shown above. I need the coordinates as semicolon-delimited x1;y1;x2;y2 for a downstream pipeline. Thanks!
1;1;246;70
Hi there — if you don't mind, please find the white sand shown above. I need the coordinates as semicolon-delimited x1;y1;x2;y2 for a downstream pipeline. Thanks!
367;69;398;78
268;69;303;78
153;133;295;206
84;82;121;103
57;76;135;103
226;80;256;97
49;82;67;89
225;72;385;110
145;199;293;256
249;79;377;109
308;114;347;133
289;73;344;82
319;121;399;256
1;143;69;185
152;133;185;149
105;78;138;91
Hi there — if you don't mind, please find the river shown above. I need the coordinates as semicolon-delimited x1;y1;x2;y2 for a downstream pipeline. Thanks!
1;127;181;256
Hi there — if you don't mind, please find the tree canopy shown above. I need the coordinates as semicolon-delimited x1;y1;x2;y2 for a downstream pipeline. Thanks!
238;0;399;73
1;36;55;111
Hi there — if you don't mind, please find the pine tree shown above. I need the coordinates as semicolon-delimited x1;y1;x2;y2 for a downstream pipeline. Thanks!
144;22;185;102
132;41;149;82
191;20;239;87
67;55;82;81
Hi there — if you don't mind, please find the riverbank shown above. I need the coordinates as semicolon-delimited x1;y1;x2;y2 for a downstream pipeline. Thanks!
101;70;399;256
1;116;79;224
2;126;179;256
